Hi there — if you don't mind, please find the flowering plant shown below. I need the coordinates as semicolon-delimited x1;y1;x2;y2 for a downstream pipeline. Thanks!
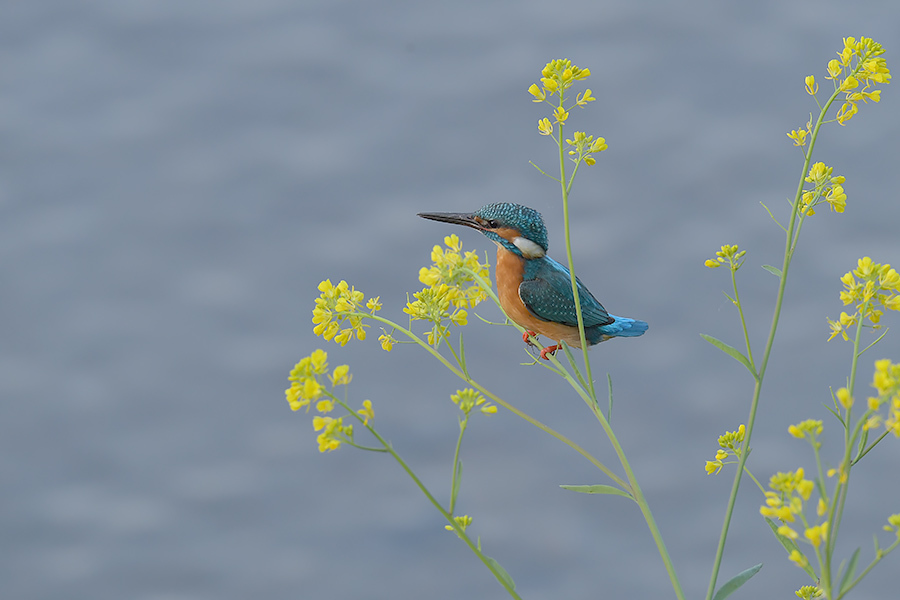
286;39;897;600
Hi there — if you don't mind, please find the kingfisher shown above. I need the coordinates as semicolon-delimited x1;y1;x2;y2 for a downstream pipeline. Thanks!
418;202;647;359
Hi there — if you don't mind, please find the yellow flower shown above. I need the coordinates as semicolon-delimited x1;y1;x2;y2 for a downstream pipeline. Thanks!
704;259;720;268
330;364;352;386
817;498;827;517
451;388;482;414
357;399;374;425
576;88;596;106
378;332;395;352
778;525;799;540
788;419;823;439
589;137;608;153
285;384;307;411
836;387;853;409
705;460;723;475
789;550;808;569
444;514;473;533
804;523;828;547
885;513;900;536
537;118;553;136
805;75;818;95
315;399;334;413
366;296;382;312
553;105;569;124
717;424;746;450
312;280;369;346
795;585;823;599
312;416;348;452
527;83;545;102
787;128;808;147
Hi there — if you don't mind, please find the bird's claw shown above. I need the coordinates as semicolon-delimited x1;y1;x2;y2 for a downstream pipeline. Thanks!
522;330;538;347
539;344;561;360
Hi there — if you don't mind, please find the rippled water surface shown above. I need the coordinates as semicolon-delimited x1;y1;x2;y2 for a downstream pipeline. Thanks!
4;1;900;598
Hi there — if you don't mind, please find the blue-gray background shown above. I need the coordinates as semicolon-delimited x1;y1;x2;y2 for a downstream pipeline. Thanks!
4;1;899;599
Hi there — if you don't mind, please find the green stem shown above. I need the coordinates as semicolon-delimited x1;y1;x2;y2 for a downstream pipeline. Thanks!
704;82;844;600
362;312;628;489
823;297;871;593
836;537;900;600
555;99;596;402
449;417;468;514
359;409;522;599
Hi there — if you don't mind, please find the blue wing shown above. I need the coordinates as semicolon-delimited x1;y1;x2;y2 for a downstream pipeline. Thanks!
518;257;614;328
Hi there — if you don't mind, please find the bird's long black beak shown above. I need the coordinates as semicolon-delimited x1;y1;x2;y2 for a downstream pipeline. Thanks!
417;211;483;230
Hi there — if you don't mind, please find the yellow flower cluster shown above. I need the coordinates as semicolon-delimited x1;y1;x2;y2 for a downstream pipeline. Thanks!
795;585;823;600
760;467;814;524
407;235;490;346
705;424;745;475
799;162;846;216
444;514;473;534
527;58;592;103
885;513;900;537
404;284;469;344
286;349;370;452
823;37;891;125
565;130;608;166
704;244;746;271
312;415;351;453
286;349;330;411
450;388;497;416
760;466;836;568
827;257;900;340
788;419;824;441
864;359;900;436
418;234;491;308
528;59;607;166
312;280;382;346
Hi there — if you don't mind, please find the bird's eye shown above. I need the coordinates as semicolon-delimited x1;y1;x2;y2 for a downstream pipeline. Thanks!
487;219;500;228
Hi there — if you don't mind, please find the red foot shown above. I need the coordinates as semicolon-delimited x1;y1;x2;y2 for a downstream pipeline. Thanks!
522;330;538;346
540;344;562;360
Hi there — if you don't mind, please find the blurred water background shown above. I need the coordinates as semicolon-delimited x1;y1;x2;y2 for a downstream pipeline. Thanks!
3;1;899;598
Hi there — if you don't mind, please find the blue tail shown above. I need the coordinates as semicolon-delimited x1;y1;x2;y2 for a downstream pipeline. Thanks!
588;315;648;344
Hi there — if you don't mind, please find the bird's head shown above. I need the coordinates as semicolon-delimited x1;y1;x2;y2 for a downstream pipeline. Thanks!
418;203;548;259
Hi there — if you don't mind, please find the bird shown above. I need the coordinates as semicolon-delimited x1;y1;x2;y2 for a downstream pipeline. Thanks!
418;202;647;359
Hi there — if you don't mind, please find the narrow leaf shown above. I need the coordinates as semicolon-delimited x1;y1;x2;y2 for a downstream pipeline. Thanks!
762;264;783;277
700;334;756;379
712;563;763;600
458;332;468;378
606;373;613;422
451;461;463;507
484;556;516;591
823;403;845;427
560;484;633;500
838;548;861;594
765;518;818;580
760;201;787;232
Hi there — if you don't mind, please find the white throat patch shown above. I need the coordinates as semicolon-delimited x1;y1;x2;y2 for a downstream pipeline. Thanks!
512;236;546;259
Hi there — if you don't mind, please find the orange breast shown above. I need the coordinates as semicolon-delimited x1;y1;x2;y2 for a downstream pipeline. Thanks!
495;247;585;349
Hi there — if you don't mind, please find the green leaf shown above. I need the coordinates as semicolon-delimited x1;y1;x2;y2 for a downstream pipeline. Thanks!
606;373;613;422
458;332;468;378
838;548;861;595
823;403;845;427
712;563;763;600
484;556;516;591
451;460;463;504
762;264;783;277
560;484;633;500
700;334;757;379
764;518;818;580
